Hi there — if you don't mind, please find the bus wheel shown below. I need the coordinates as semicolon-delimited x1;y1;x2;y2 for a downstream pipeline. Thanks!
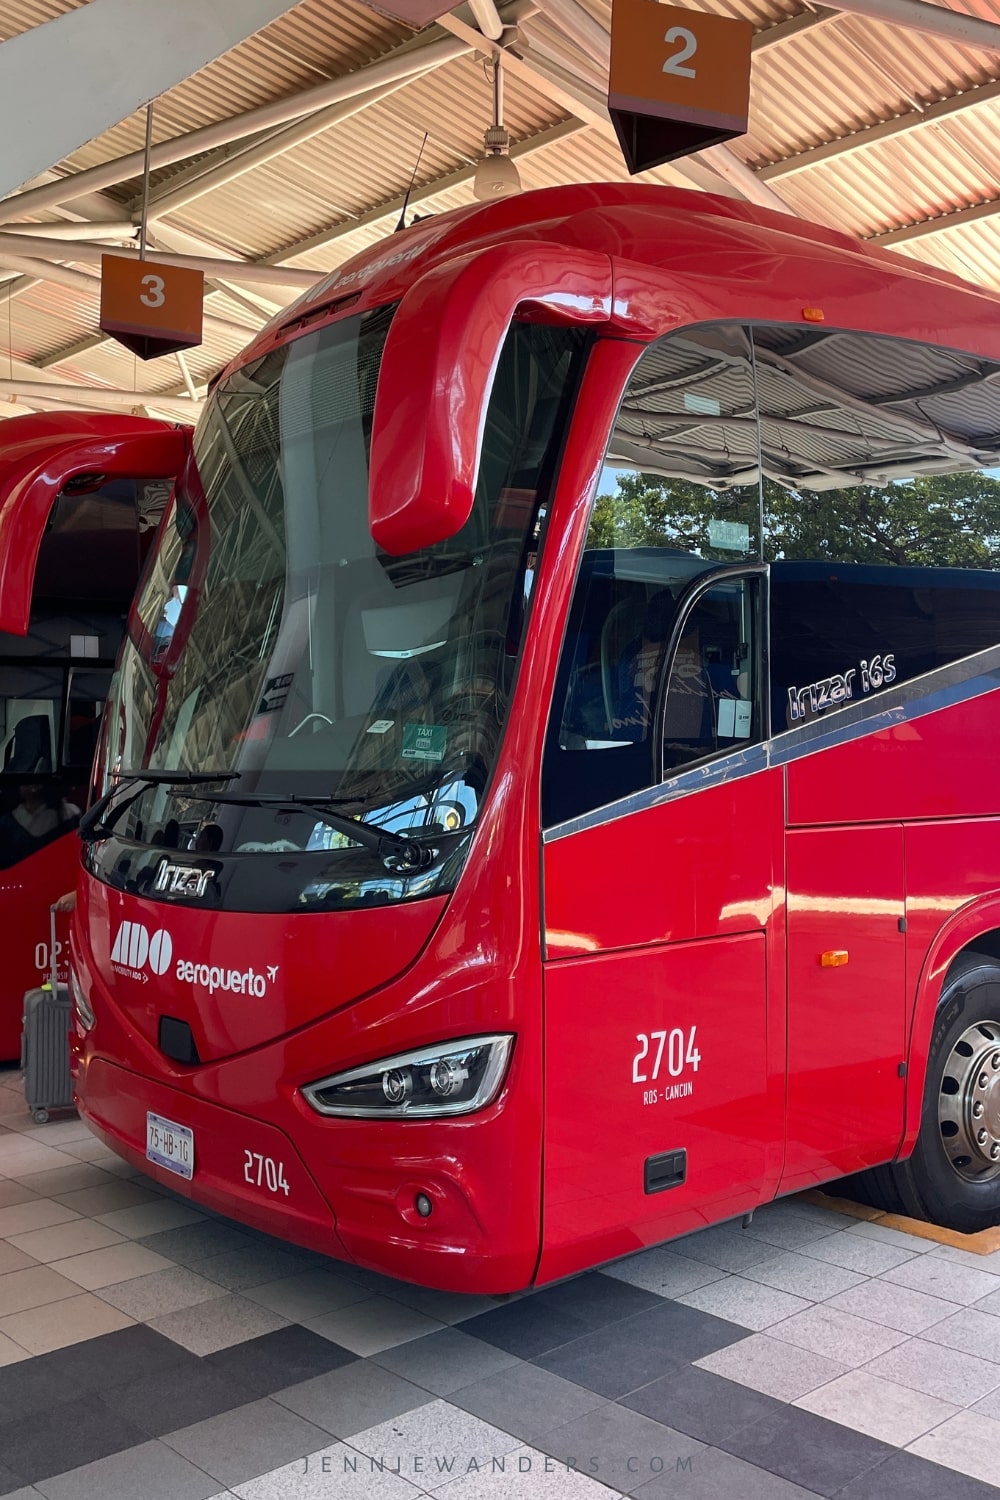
861;955;1000;1233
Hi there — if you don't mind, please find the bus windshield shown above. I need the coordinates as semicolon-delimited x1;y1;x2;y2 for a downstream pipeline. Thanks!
104;308;586;904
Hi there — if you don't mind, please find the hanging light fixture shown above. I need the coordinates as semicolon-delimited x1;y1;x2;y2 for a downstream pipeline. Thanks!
473;54;521;200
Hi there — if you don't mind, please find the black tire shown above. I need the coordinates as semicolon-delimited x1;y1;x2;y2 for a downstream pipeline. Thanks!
852;952;1000;1233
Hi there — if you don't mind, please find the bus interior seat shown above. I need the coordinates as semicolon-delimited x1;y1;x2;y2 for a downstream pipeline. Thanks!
600;594;649;732
4;714;53;775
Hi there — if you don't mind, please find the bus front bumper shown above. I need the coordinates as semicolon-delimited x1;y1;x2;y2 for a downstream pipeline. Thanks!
75;1052;535;1293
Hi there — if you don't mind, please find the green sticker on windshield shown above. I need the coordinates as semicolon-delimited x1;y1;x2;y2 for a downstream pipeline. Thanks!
401;723;447;763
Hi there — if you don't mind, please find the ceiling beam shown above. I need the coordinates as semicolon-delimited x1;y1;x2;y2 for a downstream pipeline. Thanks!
530;0;609;69
0;219;136;241
0;233;321;289
0;375;201;419
751;9;843;50
869;197;1000;245
260;118;585;265
0;26;473;225
523;18;606;93
0;274;42;305
760;78;1000;181
468;0;505;40
145;74;437;224
34;333;112;369
818;0;1000;51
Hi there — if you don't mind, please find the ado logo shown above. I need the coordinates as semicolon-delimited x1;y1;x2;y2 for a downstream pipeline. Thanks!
108;920;278;997
110;921;172;980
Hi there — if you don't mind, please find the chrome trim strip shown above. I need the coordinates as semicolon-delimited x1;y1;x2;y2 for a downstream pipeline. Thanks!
544;743;771;842
543;643;1000;844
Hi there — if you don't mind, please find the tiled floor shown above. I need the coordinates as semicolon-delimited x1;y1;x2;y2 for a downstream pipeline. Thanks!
2;1069;1000;1498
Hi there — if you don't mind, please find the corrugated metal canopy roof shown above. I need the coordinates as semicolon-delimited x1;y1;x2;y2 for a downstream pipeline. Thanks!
3;0;1000;421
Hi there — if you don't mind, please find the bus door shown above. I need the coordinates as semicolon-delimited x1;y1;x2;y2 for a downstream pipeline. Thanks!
539;561;783;1282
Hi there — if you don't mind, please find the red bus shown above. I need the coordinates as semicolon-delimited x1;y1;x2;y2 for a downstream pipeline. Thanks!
20;184;1000;1292
0;414;183;1060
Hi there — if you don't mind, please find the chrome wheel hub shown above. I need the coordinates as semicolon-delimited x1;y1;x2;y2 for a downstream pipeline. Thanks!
939;1021;1000;1182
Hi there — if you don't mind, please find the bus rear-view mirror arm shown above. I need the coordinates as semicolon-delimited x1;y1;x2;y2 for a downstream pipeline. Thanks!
368;241;615;556
0;412;188;636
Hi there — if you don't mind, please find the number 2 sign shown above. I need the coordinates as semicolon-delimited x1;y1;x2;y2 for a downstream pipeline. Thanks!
608;0;753;173
100;254;204;360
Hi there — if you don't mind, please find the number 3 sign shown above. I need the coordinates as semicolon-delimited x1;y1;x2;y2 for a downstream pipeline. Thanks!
608;0;752;173
100;254;204;360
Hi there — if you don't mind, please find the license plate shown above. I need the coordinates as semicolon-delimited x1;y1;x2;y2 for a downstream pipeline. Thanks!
146;1112;194;1179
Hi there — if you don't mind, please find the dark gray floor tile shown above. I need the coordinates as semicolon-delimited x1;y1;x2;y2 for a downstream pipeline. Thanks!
273;1359;432;1435
0;1355;81;1422
536;1399;705;1494
31;1325;196;1395
204;1324;357;1397
0;1396;150;1483
0;1468;29;1498
461;1299;592;1358
162;1395;332;1487
372;1327;520;1395
621;1365;787;1444
138;1220;255;1262
32;1438;221;1500
188;1243;318;1291
526;1272;666;1329
535;1302;745;1398
452;1362;607;1443
718;1405;895;1497
95;1361;256;1436
635;1445;823;1500
834;1452;1000;1500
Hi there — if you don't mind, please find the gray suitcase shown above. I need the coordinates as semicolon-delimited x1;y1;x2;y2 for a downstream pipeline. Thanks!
21;906;74;1124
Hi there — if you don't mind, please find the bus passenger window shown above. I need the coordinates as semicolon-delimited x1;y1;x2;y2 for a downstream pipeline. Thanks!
752;325;1000;729
542;321;763;829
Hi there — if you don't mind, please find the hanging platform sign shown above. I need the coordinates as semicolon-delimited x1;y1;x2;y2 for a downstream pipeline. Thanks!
100;255;204;360
608;0;753;173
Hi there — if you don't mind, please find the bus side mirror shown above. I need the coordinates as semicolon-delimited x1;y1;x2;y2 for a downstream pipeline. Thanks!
368;241;614;555
0;412;188;635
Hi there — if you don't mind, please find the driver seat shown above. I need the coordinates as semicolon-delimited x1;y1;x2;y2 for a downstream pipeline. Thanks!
600;596;647;733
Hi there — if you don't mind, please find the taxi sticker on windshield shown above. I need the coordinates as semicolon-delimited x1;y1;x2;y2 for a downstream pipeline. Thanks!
401;724;447;762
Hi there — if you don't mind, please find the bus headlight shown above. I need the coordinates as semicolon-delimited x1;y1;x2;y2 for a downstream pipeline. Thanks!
69;967;95;1031
301;1035;514;1119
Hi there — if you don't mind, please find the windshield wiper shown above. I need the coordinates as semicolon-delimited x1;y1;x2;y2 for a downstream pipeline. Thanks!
82;778;441;872
79;771;240;844
197;791;436;871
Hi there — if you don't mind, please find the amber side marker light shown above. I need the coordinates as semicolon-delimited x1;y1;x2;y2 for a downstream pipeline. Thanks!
802;307;826;322
820;950;850;967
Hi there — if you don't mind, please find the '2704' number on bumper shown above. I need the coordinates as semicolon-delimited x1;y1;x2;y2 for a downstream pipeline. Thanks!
243;1150;289;1196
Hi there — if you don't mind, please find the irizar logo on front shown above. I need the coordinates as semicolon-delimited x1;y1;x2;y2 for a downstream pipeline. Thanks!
110;920;278;996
